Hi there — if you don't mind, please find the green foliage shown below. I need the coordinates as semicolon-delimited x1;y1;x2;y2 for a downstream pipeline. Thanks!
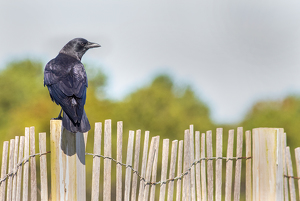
0;60;50;139
240;96;300;159
115;74;213;140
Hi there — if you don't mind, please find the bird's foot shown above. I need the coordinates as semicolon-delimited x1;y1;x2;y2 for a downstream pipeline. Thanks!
52;116;63;120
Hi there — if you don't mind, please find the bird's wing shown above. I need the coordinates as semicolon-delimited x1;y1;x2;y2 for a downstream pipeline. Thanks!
44;60;88;124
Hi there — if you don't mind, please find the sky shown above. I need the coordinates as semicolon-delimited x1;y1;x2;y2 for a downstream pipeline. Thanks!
1;0;300;124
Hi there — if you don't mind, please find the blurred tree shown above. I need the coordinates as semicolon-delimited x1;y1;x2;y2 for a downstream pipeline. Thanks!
0;60;50;140
240;96;300;159
114;74;214;140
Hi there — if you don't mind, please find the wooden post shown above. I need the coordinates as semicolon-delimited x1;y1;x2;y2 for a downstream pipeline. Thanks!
50;120;87;201
252;128;284;201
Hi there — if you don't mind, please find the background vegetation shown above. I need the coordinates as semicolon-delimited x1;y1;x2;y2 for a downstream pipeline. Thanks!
1;60;299;200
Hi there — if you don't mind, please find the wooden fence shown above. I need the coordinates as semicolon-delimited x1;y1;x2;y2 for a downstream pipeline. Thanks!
0;119;300;200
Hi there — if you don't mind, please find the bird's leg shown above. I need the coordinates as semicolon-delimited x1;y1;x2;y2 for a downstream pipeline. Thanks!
52;108;63;120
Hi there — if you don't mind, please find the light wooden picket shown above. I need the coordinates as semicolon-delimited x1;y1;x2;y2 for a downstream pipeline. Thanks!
91;122;101;201
116;121;123;201
215;128;223;201
225;129;234;201
131;130;141;201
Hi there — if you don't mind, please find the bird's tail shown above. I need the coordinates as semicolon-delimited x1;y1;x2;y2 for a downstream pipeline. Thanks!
62;110;91;133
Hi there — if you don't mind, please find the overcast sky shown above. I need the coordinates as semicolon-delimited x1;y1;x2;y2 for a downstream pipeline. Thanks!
1;0;300;124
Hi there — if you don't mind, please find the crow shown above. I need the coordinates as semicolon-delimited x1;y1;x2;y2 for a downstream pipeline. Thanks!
44;38;100;133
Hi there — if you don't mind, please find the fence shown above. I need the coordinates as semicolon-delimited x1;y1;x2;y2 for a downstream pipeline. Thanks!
0;119;299;201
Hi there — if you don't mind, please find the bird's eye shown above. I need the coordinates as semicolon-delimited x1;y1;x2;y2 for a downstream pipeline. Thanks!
80;42;85;46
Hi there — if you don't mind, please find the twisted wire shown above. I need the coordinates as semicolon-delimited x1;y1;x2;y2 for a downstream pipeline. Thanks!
0;151;51;184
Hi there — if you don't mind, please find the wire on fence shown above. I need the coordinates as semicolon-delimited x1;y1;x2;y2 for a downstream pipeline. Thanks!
0;151;51;185
1;151;298;187
284;175;300;180
85;153;252;186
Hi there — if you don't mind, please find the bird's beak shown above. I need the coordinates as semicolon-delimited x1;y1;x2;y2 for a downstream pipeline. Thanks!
86;42;101;49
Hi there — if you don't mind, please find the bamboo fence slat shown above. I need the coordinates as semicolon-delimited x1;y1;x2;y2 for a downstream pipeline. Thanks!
29;127;37;201
22;128;29;201
234;127;243;201
286;146;296;201
295;147;300;201
283;133;289;201
143;137;157;201
131;130;141;201
103;119;112;201
138;131;150;201
206;130;213;201
183;130;190;201
11;136;19;201
149;136;160;201
215;128;223;201
124;131;135;201
245;130;252;201
16;137;24;201
6;139;15;201
176;140;183;201
189;125;196;201
225;129;234;201
159;139;169;201
195;131;201;201
201;133;207;201
0;141;9;201
116;121;123;201
39;133;48;201
167;140;178;201
91;122;102;201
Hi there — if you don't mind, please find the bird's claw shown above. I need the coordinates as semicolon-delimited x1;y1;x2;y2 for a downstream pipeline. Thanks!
52;116;63;120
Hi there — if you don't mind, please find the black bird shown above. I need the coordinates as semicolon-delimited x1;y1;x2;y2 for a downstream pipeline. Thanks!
44;38;100;133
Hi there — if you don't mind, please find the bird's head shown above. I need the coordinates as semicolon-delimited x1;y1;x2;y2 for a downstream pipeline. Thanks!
59;38;101;61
